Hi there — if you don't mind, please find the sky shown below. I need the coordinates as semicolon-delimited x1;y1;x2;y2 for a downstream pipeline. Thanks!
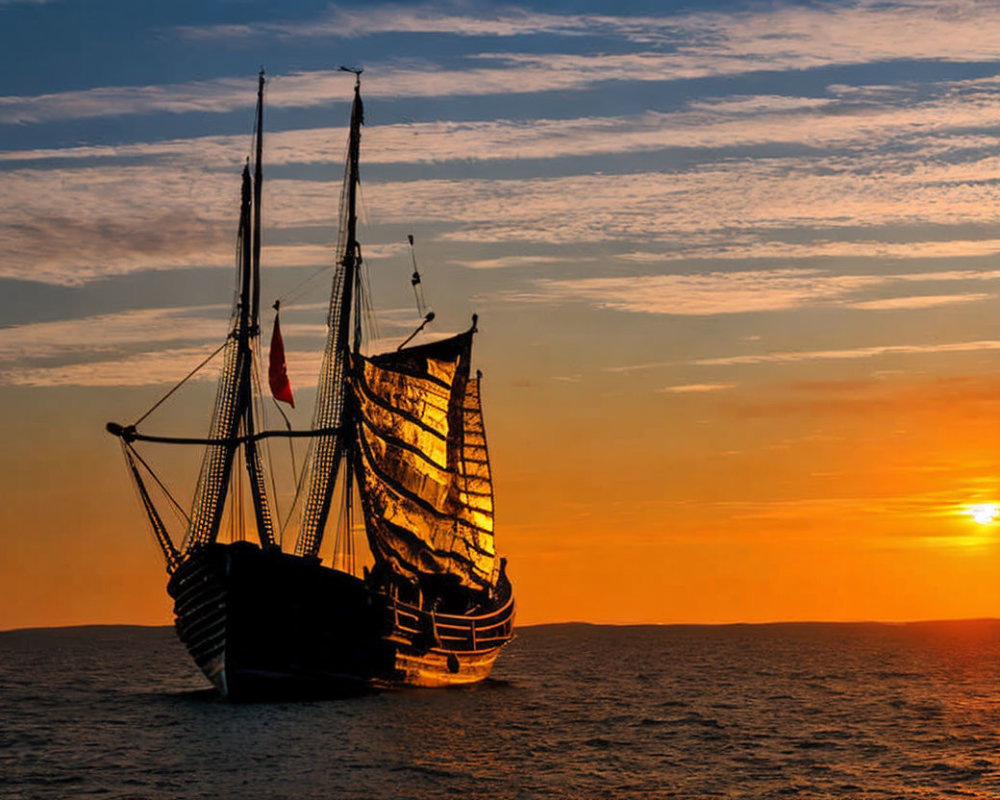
2;0;1000;629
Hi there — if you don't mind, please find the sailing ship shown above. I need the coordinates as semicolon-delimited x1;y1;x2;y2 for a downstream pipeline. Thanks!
106;70;515;698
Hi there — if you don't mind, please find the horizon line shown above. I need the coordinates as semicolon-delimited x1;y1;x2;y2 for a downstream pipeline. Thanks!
4;617;999;635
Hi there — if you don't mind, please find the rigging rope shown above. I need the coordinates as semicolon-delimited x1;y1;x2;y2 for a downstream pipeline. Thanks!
125;442;191;525
272;260;336;308
133;340;228;427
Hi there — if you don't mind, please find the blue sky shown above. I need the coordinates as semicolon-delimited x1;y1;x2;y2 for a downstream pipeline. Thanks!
4;0;1000;626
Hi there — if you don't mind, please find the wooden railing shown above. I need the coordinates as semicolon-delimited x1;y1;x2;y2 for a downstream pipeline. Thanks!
389;592;515;652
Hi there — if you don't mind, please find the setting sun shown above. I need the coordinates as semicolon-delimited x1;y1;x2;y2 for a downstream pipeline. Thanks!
967;504;999;526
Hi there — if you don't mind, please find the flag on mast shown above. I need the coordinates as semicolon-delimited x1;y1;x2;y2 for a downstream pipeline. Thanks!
268;311;294;407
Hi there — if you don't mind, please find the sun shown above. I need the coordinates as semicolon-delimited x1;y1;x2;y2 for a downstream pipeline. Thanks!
966;504;999;525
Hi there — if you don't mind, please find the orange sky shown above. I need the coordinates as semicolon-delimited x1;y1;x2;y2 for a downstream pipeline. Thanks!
3;1;1000;629
2;356;998;629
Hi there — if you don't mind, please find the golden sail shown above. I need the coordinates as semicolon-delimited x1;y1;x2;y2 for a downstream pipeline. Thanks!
355;329;500;595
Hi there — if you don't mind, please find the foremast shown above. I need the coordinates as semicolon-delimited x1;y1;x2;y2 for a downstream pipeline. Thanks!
184;70;275;554
295;70;364;558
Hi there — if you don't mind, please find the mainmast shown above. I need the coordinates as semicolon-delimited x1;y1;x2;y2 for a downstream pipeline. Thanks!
295;69;364;558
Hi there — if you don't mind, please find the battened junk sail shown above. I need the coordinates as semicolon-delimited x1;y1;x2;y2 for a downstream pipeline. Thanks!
107;70;514;697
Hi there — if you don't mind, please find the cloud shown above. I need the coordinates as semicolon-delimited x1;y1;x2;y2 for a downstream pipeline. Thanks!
662;383;736;393
14;59;1000;286
0;60;681;124
0;301;436;387
0;306;230;363
846;293;991;310
11;2;1000;124
451;255;578;269
504;269;927;316
175;0;1000;77
621;241;1000;263
0;347;324;388
10;147;1000;286
0;303;326;364
0;164;346;284
696;339;1000;367
8;77;1000;169
176;6;611;40
0;307;437;401
9;142;1000;285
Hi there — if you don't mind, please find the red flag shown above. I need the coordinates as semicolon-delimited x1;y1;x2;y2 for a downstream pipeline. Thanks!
268;314;295;408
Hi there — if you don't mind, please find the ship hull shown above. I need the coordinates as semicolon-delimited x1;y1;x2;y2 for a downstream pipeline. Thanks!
166;541;514;699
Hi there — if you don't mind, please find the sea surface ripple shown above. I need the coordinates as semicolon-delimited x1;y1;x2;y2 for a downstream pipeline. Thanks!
2;621;999;799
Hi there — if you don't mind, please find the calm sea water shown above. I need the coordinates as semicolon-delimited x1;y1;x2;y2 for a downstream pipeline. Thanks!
2;621;999;799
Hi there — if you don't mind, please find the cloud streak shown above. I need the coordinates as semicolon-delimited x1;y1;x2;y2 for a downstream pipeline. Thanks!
0;306;230;363
662;383;736;393
0;347;324;388
8;78;1000;169
696;340;1000;367
9;2;1000;124
506;268;1000;317
178;1;1000;72
9;149;1000;285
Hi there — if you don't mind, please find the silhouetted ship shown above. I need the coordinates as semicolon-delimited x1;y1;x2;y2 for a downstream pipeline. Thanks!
106;71;514;698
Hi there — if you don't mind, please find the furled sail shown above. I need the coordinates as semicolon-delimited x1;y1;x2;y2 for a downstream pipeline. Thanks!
352;327;500;592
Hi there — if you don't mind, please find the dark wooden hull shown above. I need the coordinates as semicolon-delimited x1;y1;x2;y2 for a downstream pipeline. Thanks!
166;542;515;698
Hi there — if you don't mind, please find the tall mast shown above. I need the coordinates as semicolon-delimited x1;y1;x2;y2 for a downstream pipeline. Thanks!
339;72;364;559
241;70;275;548
295;70;363;558
121;72;277;555
251;69;264;332
341;71;363;359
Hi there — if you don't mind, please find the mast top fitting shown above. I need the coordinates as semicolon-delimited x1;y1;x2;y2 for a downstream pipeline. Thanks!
339;65;363;85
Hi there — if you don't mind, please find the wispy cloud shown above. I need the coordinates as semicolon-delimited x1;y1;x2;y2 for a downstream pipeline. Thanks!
662;383;736;393
6;80;1000;169
0;306;230;362
621;242;1000;264
176;0;1000;75
11;14;1000;288
176;6;613;40
696;340;1000;367
0;304;332;387
10;2;1000;124
846;293;991;310
0;60;677;124
9;141;1000;285
504;268;1000;317
511;270;882;315
451;255;578;270
0;347;324;388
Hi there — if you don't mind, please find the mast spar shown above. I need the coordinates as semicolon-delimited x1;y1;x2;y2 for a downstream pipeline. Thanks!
183;71;275;552
295;68;365;558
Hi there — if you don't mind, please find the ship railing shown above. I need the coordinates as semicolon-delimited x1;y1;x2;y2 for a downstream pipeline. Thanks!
388;593;515;651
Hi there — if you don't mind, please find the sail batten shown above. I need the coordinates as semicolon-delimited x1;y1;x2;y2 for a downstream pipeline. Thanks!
357;427;493;538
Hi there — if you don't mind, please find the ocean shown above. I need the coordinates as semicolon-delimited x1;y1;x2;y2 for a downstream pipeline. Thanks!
2;621;999;799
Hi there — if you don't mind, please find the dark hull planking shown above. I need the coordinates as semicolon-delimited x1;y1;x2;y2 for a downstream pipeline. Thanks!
166;541;515;699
